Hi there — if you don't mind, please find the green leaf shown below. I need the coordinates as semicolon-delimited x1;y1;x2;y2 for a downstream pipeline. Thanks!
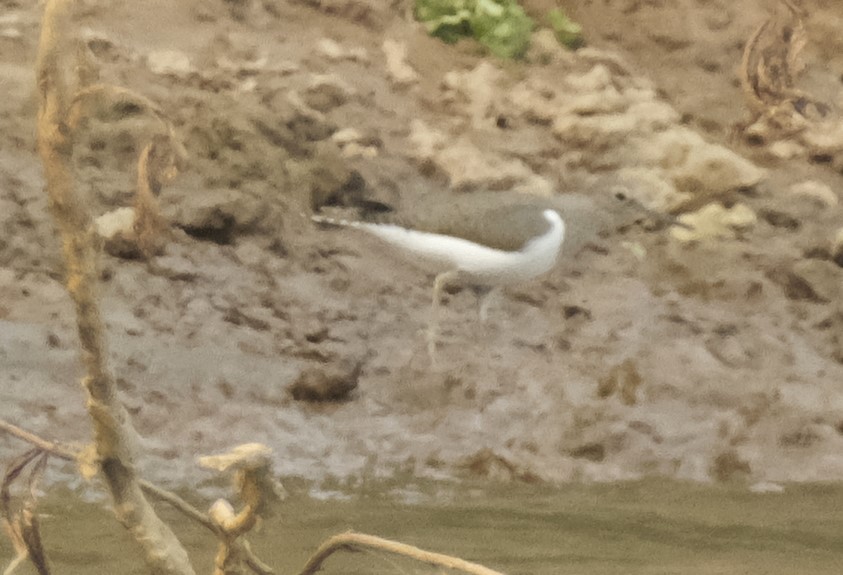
415;0;473;43
470;0;533;59
548;8;583;50
414;0;534;59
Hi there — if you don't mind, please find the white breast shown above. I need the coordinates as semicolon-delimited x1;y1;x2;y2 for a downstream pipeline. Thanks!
358;209;566;285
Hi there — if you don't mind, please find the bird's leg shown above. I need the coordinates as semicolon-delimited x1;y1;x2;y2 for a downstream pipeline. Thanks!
474;286;499;324
428;270;458;362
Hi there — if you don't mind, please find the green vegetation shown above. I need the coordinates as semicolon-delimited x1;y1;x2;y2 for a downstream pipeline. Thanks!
548;7;583;49
414;0;533;59
414;1;583;59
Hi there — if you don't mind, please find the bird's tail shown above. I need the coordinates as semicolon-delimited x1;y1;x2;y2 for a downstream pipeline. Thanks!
311;213;367;230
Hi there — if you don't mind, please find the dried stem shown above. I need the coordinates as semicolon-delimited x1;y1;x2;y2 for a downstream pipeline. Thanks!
0;421;213;529
296;532;506;575
199;445;282;575
134;135;176;257
2;451;51;575
35;1;194;573
0;421;76;461
2;450;42;575
0;420;277;573
67;82;185;259
737;0;825;137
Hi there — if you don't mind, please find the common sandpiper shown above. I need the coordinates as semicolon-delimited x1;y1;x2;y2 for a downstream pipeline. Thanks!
313;189;644;360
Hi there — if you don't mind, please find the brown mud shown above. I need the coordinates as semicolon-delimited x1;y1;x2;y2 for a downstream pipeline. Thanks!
2;0;843;489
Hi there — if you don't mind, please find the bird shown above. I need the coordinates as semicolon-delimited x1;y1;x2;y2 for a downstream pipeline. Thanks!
312;189;650;361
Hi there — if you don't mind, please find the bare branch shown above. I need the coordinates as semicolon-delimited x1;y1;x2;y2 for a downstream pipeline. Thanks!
35;1;195;572
19;454;51;575
199;444;282;575
0;422;76;461
297;532;506;575
2;451;51;575
134;136;176;258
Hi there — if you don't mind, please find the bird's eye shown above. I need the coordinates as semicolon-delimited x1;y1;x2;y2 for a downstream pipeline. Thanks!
614;190;627;201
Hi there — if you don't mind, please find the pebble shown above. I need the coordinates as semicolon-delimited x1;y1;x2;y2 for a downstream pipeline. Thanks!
147;49;193;76
382;39;418;86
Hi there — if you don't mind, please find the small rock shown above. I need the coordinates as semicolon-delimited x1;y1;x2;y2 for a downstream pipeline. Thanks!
95;207;140;258
671;202;757;242
288;360;361;403
147;49;193;76
382;39;418;86
95;206;135;239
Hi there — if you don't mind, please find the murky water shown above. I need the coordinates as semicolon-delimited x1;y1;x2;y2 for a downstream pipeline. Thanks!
3;480;842;574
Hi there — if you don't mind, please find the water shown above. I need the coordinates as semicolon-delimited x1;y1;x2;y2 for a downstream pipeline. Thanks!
3;480;843;574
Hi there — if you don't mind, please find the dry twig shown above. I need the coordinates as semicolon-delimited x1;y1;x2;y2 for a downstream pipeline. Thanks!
738;0;827;137
297;532;506;575
67;83;186;259
199;444;283;575
35;0;194;572
0;420;279;573
1;450;51;575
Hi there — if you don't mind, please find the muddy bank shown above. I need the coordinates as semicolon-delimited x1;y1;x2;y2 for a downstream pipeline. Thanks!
2;1;843;489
